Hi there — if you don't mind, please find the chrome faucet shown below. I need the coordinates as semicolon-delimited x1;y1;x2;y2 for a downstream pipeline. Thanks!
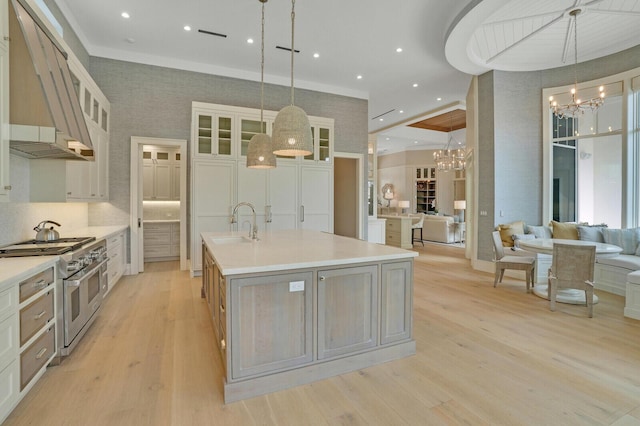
231;202;258;240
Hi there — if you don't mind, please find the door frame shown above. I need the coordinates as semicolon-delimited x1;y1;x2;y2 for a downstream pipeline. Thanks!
130;136;188;274
333;152;364;239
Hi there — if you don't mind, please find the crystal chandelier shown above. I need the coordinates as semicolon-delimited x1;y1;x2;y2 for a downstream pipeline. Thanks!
549;9;605;119
433;113;465;172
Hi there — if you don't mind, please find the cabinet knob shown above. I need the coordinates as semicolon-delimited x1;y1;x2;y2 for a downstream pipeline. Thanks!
3;185;11;190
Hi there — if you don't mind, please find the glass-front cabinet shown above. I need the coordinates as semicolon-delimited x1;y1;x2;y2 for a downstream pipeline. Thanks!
191;102;333;164
196;113;234;157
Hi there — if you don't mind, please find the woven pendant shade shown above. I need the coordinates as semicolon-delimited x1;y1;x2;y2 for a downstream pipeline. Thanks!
246;133;276;168
246;0;276;169
271;0;313;157
272;105;312;156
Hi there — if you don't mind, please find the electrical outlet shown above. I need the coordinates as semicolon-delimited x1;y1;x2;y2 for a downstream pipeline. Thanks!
289;281;305;292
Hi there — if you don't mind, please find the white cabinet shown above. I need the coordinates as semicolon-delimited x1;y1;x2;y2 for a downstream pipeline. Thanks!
0;0;10;202
0;264;57;424
106;230;126;295
191;160;235;272
190;102;334;275
143;146;179;201
299;166;333;232
144;222;180;262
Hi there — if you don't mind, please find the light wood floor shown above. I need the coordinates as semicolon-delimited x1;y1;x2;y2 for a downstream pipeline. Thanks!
5;244;640;425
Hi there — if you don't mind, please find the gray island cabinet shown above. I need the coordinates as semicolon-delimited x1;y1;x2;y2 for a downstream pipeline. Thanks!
201;229;417;403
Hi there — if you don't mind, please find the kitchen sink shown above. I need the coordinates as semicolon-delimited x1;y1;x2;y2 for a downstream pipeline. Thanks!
211;236;253;245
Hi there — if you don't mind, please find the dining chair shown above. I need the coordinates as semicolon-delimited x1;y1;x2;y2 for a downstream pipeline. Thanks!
548;243;596;317
411;213;425;246
491;231;536;292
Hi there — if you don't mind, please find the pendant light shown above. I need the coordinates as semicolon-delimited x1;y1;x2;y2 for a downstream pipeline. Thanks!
246;0;277;169
271;0;313;157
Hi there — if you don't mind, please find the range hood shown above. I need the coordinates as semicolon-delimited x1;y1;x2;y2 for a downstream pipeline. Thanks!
8;0;93;161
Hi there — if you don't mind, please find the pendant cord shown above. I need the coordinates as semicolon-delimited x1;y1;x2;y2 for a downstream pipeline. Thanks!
260;1;265;124
290;0;295;105
573;12;578;98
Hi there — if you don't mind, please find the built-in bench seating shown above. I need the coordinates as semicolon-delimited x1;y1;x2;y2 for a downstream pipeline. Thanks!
497;221;640;319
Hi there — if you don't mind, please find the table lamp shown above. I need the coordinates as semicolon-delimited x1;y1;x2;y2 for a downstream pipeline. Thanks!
454;200;466;222
399;200;410;215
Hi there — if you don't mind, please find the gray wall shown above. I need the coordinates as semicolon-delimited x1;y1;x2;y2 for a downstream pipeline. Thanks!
86;58;368;252
476;44;640;261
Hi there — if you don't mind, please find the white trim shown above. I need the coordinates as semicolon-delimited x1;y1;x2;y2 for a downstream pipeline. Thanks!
130;137;188;274
334;152;364;240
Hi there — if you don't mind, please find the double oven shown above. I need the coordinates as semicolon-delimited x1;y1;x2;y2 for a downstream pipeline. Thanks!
0;237;108;358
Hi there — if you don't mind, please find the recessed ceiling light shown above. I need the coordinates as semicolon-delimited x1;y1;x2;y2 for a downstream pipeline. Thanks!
247;38;254;44
313;53;319;58
412;83;418;88
357;75;363;80
121;12;130;19
399;110;404;114
184;26;191;31
385;137;390;140
414;141;418;144
396;47;403;53
379;118;384;122
437;97;442;101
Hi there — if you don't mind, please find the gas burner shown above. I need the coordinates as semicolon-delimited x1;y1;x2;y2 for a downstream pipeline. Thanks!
0;236;96;258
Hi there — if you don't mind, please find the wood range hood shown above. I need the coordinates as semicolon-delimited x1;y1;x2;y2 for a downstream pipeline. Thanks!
8;0;93;161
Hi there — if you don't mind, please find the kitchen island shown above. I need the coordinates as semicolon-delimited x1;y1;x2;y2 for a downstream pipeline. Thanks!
201;229;418;403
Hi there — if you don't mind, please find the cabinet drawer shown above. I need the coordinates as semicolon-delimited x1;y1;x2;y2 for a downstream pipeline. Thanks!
0;288;16;321
0;360;18;419
20;326;55;391
385;221;398;231
144;246;171;258
19;267;54;303
144;232;171;244
385;231;401;244
0;315;17;371
107;234;122;247
144;223;171;232
20;291;54;346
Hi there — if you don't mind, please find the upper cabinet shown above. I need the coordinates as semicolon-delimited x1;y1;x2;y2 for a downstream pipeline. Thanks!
0;0;10;202
191;102;333;164
143;145;180;201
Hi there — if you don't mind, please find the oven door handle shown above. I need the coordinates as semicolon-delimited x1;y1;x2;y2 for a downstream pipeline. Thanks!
65;258;107;288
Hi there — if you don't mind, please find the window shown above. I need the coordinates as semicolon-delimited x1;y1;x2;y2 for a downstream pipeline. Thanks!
552;95;623;227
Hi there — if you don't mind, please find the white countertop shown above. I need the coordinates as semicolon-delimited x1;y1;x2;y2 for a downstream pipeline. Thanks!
202;229;418;276
0;225;128;291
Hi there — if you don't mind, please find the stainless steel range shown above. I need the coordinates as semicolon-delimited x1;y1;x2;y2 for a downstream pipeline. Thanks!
57;239;108;356
0;236;108;358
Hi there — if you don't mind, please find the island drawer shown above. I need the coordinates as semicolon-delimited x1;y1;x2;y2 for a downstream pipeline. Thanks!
19;267;54;303
19;291;54;346
20;325;55;390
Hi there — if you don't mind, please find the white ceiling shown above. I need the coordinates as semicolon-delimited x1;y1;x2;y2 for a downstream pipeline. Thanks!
50;0;640;154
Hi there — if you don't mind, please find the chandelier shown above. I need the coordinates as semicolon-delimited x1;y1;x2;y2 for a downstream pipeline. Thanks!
549;9;605;119
433;113;465;172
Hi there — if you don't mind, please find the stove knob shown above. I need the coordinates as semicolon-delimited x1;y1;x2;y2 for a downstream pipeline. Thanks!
67;261;80;272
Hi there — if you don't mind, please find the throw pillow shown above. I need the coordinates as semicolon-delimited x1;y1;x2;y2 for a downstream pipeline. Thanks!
526;225;552;239
549;220;579;239
498;221;525;247
512;233;536;248
603;228;640;255
576;225;605;243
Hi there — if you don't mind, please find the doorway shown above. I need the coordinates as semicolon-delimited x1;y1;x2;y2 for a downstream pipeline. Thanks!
130;137;187;274
333;154;363;239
